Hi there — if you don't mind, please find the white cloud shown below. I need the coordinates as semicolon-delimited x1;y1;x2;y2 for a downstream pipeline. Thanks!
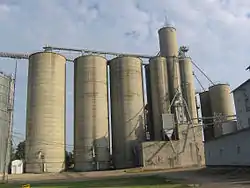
0;0;249;146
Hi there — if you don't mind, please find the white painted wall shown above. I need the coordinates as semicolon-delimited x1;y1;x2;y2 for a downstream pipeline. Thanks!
233;80;250;130
205;128;250;166
11;160;23;174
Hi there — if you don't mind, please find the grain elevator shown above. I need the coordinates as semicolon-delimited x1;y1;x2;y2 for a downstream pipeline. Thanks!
18;23;240;173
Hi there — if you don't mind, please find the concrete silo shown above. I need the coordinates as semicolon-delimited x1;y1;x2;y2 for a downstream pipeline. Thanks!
74;55;109;171
208;84;234;119
158;26;181;114
144;64;154;140
109;56;145;169
0;73;14;175
149;56;170;141
158;26;178;57
25;52;66;173
209;84;235;137
199;91;214;141
179;56;198;124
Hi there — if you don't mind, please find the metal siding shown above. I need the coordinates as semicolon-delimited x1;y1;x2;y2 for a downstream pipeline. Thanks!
109;56;145;169
0;74;12;174
149;56;170;141
25;52;66;173
179;57;198;124
205;129;250;166
74;55;109;171
233;81;250;130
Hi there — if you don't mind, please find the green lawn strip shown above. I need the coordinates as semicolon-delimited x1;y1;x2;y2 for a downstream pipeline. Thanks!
0;176;188;188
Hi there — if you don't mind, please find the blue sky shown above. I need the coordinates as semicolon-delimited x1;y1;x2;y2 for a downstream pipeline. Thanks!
0;0;249;150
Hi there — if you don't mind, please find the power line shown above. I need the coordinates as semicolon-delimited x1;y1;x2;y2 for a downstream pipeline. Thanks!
193;72;205;92
191;60;215;86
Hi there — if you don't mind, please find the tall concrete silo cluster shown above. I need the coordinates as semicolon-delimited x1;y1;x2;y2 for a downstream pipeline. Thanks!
25;52;146;172
23;25;234;173
145;26;198;141
0;72;14;175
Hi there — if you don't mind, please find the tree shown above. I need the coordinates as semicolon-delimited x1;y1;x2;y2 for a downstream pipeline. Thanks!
15;140;25;160
65;151;74;170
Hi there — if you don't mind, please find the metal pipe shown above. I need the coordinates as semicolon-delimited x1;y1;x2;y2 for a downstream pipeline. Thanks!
43;46;153;59
191;60;215;86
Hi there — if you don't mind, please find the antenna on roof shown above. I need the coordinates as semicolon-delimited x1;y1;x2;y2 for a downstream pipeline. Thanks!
163;15;175;28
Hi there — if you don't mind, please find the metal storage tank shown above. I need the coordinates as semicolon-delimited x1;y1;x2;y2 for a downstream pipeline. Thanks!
199;91;214;141
25;52;66;173
179;57;198;124
209;84;234;120
144;64;154;140
149;56;170;141
109;56;145;169
74;55;109;172
158;26;181;113
0;73;14;175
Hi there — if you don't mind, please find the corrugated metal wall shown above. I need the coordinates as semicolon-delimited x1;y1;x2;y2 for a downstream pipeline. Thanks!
0;73;13;174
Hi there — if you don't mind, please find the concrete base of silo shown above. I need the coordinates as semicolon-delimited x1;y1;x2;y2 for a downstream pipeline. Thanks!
138;125;205;169
25;161;65;173
74;161;110;172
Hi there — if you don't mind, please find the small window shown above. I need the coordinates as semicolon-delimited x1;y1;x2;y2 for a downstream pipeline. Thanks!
237;145;241;154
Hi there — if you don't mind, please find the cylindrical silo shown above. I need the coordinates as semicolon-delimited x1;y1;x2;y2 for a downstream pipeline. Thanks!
144;64;154;140
179;57;198;124
0;73;14;175
149;56;170;141
209;84;234;119
158;26;178;57
199;91;214;141
25;52;66;173
158;26;181;115
74;55;109;172
209;84;235;137
109;56;145;169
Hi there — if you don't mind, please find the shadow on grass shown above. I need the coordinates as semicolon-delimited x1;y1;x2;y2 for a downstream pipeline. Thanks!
20;176;184;188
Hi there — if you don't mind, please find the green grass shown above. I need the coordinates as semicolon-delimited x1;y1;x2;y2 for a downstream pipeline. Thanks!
0;176;187;188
